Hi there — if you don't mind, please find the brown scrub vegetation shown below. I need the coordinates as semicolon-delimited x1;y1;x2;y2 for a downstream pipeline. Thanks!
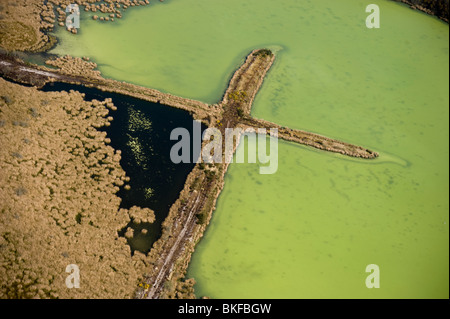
45;55;102;79
0;0;56;52
0;0;154;53
0;77;156;298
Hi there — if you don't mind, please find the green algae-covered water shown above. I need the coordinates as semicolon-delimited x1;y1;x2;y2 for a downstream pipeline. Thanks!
50;0;449;298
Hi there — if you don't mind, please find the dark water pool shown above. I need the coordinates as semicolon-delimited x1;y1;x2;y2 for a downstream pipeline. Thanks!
41;82;205;254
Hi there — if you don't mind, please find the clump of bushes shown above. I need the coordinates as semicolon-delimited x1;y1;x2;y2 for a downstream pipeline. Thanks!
254;48;273;58
196;211;208;225
12;120;28;127
1;95;13;105
205;169;216;182
15;187;27;196
228;90;247;103
28;107;40;118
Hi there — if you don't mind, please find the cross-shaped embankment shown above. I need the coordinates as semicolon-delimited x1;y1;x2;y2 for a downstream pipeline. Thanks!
0;49;378;299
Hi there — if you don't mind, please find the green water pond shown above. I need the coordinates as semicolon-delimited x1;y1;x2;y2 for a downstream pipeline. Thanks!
49;0;449;298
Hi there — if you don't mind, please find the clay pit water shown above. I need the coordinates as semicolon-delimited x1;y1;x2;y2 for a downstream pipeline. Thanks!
49;0;448;298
